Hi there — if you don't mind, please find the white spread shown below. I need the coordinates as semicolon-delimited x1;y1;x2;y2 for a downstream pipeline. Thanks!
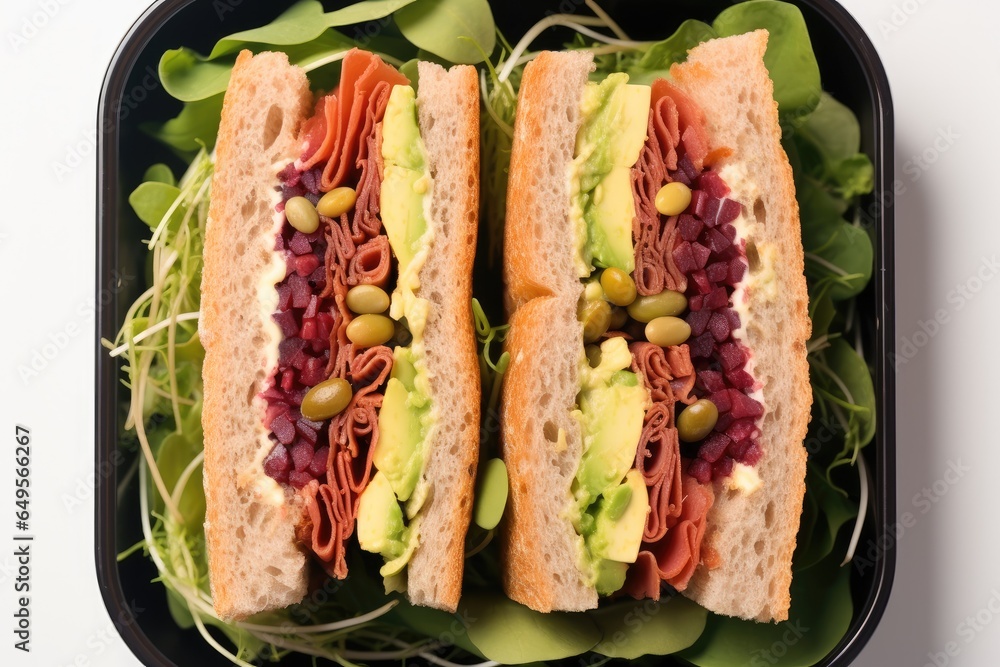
247;164;298;505
723;462;763;494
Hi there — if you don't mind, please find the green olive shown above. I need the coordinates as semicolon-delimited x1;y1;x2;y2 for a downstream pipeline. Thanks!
600;267;637;307
627;290;688;323
317;187;358;218
285;196;319;233
346;314;394;347
345;285;390;314
579;299;611;343
301;377;353;421
473;458;509;530
645;316;691;347
677;399;719;443
655;182;693;216
585;344;602;368
609;306;628;331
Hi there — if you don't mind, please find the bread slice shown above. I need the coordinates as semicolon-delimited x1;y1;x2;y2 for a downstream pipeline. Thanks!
671;31;811;622
503;50;594;312
405;62;481;612
500;296;596;612
500;51;599;612
201;50;313;620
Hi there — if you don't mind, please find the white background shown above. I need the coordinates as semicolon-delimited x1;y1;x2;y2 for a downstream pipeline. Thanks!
0;0;993;665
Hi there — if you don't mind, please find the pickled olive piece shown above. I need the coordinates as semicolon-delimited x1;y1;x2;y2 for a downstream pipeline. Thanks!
655;182;692;216
346;285;390;314
627;290;687;322
677;399;720;443
645;316;691;347
285;196;319;233
317;187;357;218
609;306;628;331
301;378;352;421
600;267;637;307
579;300;612;343
346;314;394;347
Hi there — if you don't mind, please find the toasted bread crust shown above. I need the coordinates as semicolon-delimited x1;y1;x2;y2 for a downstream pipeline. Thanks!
405;63;481;612
500;297;597;612
201;50;313;620
500;51;601;612
672;31;811;622
503;51;593;313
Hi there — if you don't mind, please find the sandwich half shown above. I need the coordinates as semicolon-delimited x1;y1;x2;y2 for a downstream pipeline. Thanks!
500;31;810;621
201;48;480;619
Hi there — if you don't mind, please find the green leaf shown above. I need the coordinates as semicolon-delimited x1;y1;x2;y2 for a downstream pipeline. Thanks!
794;93;874;198
128;182;184;230
142;94;224;153
798;180;873;301
625;20;716;84
815;338;876;449
804;221;873;301
159;48;235;103
794;463;857;570
394;0;496;64
154;431;205;527
209;0;416;59
809;291;836;341
713;0;821;117
461;594;601;663
389;603;483;657
165;587;195;629
679;553;853;667
589;595;707;658
399;58;420;90
143;163;175;186
159;0;417;103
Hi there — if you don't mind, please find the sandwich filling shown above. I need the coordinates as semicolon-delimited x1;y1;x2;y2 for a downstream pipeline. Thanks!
259;49;435;585
566;75;767;599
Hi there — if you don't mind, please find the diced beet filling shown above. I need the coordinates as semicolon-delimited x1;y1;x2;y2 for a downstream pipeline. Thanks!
261;165;335;489
674;168;763;483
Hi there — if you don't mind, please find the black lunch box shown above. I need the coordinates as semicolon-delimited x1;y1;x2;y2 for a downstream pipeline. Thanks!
95;1;895;664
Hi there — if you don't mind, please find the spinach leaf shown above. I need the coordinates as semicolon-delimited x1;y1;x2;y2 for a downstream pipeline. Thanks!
141;94;224;154
128;182;184;230
389;603;483;657
812;337;877;465
798;179;873;301
795;463;857;570
394;0;496;64
208;0;414;59
794;93;874;199
461;594;601;663
713;0;821;117
153;431;205;526
590;595;707;658
678;552;853;666
143;163;175;186
161;30;357;103
624;20;716;84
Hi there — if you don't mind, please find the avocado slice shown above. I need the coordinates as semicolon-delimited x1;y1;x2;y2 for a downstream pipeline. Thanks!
380;84;430;275
357;471;407;559
575;379;648;503
588;470;649;564
373;377;424;501
571;75;651;274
